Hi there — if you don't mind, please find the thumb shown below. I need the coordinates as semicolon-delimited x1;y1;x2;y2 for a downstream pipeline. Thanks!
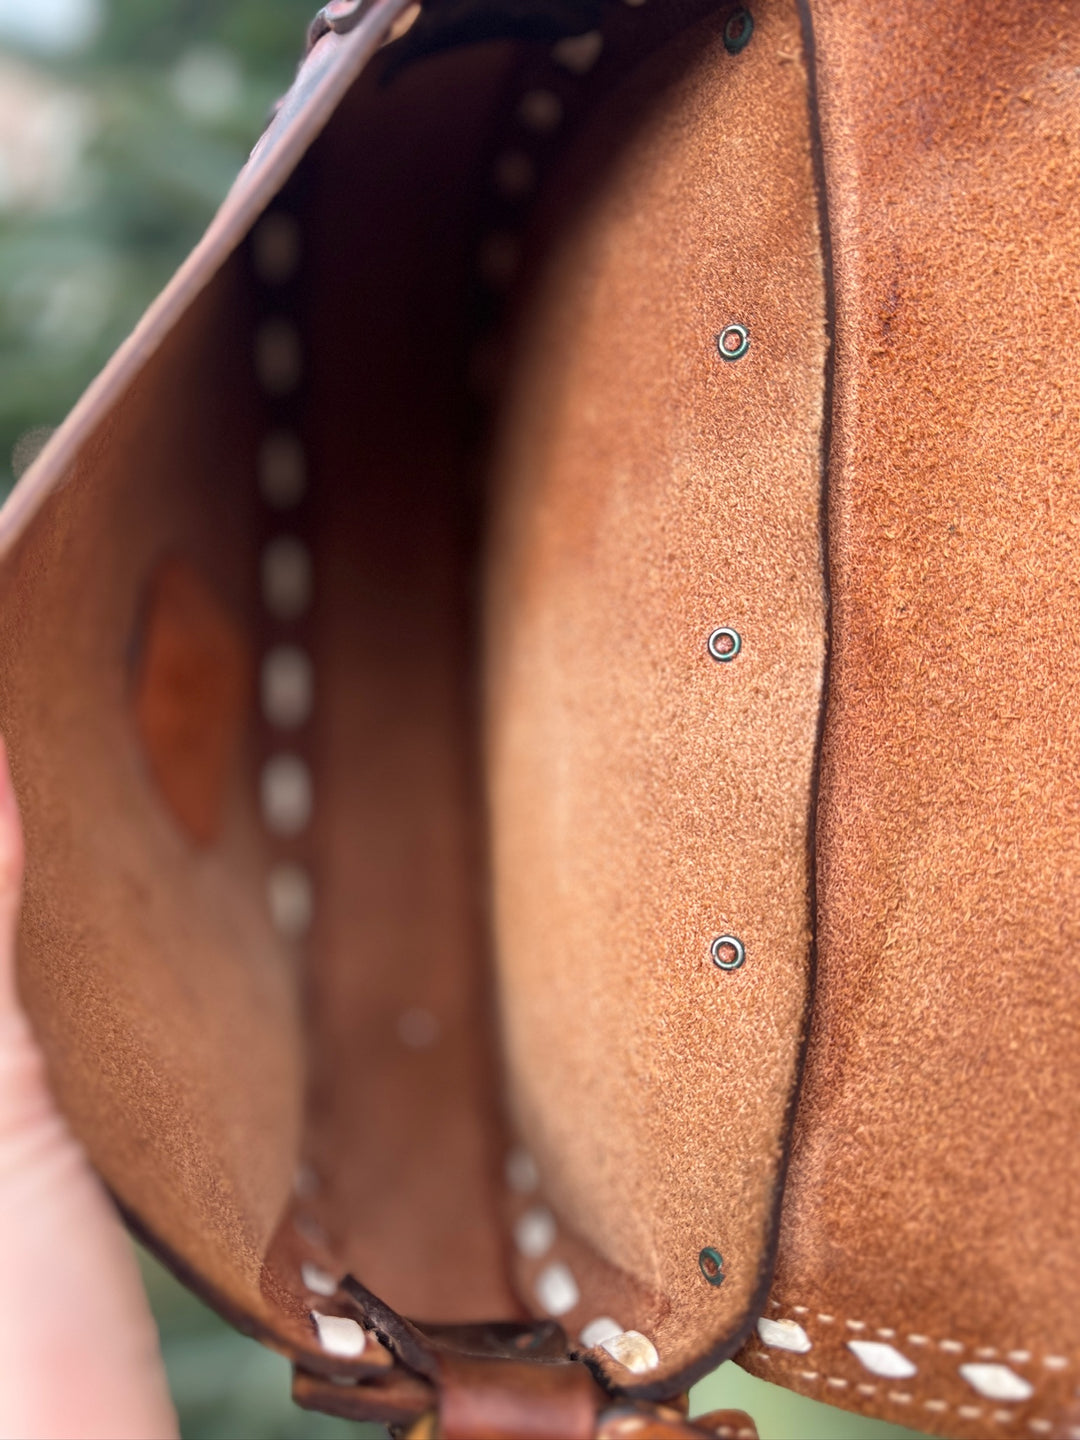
0;737;178;1440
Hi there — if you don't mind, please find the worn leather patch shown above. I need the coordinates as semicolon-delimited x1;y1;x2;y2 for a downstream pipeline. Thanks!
486;0;827;1390
133;556;251;845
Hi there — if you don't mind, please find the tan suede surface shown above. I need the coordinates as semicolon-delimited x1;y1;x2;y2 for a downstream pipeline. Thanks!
739;2;1080;1434
486;0;827;1387
291;42;520;1323
0;263;302;1330
6;0;1079;1427
134;557;252;846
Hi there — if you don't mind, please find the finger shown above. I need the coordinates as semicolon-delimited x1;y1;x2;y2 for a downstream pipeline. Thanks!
0;735;178;1439
0;734;26;1022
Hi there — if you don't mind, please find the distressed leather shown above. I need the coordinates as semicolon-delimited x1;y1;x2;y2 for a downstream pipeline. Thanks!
3;0;1079;1436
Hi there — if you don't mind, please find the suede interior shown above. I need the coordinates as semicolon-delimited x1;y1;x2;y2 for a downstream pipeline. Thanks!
486;0;826;1387
6;0;1080;1431
2;0;824;1405
0;259;302;1333
736;3;1080;1435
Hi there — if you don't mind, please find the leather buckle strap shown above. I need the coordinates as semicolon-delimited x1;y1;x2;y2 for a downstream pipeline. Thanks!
435;1353;604;1439
291;1273;759;1439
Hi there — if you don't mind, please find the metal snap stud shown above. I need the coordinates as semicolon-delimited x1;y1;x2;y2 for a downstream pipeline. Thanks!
305;0;368;55
710;935;746;971
723;6;754;53
708;627;742;662
716;324;749;361
699;1247;726;1286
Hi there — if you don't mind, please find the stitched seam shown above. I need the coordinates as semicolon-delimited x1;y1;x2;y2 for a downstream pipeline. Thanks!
767;1298;1074;1369
774;1365;1053;1426
758;1299;1072;1428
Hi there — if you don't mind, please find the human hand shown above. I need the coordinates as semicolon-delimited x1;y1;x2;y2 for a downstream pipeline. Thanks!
0;738;178;1439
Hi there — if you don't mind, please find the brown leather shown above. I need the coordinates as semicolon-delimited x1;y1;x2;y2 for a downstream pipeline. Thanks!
437;1354;604;1439
295;1279;753;1438
133;557;252;845
486;0;825;1388
4;0;1079;1436
735;2;1080;1436
294;1365;435;1426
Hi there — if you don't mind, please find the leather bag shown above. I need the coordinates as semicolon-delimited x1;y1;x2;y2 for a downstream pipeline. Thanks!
5;0;1080;1435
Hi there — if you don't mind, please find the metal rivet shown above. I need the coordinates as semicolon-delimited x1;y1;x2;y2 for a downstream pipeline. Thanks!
716;323;750;361
708;627;742;662
322;0;369;34
699;1247;726;1286
723;6;754;53
710;935;746;971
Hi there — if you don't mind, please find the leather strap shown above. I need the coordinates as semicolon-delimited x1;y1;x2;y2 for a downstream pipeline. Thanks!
291;1273;758;1438
437;1354;603;1439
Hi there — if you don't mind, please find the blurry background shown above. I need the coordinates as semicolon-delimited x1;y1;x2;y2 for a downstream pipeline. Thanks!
1;3;927;1435
0;0;316;491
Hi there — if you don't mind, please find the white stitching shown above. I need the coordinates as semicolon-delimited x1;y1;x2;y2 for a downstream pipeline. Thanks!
767;1300;1073;1371
791;1369;1053;1429
757;1299;1070;1430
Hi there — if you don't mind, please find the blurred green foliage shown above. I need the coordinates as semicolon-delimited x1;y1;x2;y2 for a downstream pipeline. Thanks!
0;0;314;490
139;1247;379;1440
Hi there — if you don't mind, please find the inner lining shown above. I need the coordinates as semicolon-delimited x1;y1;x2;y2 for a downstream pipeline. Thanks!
266;0;827;1386
485;0;827;1384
